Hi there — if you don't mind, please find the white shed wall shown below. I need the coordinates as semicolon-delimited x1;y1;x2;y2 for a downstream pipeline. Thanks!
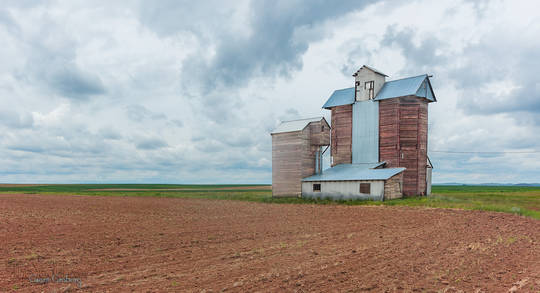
302;180;385;201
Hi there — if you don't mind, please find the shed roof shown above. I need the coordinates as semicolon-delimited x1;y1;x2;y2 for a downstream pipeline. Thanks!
322;74;436;109
271;117;327;134
302;163;405;182
322;87;355;109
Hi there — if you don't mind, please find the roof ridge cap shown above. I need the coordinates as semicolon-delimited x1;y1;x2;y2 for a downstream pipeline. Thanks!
280;116;323;123
386;74;427;83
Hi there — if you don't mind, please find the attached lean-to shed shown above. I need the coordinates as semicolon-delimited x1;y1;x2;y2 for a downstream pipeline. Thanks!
301;162;405;201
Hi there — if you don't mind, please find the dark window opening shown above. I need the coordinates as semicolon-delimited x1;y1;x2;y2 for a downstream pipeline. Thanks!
364;81;375;99
360;183;370;194
313;184;321;192
354;81;361;99
321;125;325;132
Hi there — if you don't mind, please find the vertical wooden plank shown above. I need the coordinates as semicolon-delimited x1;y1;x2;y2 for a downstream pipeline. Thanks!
330;104;352;166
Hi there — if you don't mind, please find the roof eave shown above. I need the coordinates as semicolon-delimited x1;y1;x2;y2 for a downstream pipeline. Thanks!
425;76;437;102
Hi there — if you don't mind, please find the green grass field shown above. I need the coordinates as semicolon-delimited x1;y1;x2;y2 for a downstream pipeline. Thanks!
1;184;539;219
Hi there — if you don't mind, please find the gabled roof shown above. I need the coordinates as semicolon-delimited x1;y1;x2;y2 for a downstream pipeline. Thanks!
374;74;436;102
271;117;328;134
322;74;436;109
427;156;433;169
302;163;405;182
353;65;388;77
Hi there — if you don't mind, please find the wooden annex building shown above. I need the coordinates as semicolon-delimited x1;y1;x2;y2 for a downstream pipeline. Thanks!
271;65;437;200
271;117;330;197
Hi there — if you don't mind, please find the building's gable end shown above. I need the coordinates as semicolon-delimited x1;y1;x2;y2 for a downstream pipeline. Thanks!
414;78;436;102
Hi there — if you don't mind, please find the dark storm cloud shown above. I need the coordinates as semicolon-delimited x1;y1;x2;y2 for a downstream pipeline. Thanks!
140;0;376;92
50;66;106;98
380;26;447;75
7;7;108;101
138;0;380;124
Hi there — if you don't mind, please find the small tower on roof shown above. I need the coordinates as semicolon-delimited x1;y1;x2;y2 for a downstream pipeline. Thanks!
352;65;388;101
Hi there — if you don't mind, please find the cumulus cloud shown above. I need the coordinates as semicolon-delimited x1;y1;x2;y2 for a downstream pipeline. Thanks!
135;137;168;150
0;110;33;129
126;105;167;122
0;0;538;184
141;0;374;91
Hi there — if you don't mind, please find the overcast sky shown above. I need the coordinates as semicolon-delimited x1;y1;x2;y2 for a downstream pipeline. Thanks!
1;0;539;184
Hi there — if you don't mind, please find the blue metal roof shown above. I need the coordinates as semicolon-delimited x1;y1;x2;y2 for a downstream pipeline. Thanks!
322;74;436;109
322;87;355;109
302;163;405;182
374;74;436;102
271;117;326;134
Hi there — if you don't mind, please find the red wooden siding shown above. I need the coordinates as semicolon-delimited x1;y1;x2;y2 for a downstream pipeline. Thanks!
379;97;429;196
330;105;352;166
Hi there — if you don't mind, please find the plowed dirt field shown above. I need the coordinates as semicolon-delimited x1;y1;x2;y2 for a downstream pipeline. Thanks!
1;194;539;292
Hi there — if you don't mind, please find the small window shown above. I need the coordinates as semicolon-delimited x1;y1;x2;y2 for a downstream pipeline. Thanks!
354;81;361;99
364;81;375;99
360;183;370;194
321;125;325;132
313;184;321;192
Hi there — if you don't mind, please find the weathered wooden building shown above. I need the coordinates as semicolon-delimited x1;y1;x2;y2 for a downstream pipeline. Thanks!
271;65;437;199
271;117;330;197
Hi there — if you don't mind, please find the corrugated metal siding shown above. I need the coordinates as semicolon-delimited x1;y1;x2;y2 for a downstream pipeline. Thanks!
352;100;379;163
301;181;385;200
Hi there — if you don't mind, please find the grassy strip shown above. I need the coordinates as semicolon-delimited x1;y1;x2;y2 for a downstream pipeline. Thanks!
1;185;539;220
0;184;268;193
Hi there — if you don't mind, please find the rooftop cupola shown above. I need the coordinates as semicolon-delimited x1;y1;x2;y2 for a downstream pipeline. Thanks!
352;65;388;102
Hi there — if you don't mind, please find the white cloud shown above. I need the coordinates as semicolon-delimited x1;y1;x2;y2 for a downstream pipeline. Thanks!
0;0;539;184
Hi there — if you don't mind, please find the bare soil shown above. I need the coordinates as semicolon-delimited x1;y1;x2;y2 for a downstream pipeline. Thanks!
1;194;539;292
0;184;49;187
